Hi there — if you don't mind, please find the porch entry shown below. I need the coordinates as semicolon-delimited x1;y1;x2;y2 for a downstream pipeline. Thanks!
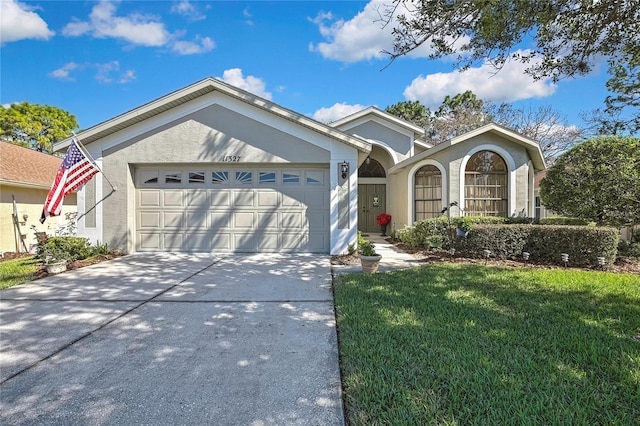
358;184;386;234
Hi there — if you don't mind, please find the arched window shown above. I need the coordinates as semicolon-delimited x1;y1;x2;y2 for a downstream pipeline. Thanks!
358;158;386;178
414;165;442;220
464;150;508;216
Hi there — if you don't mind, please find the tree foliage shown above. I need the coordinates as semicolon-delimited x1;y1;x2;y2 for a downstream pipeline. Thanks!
385;0;639;133
539;136;640;227
431;91;490;142
385;100;430;128
0;103;78;153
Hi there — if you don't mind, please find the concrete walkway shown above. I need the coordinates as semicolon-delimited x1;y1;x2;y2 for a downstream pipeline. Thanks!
331;234;420;274
0;253;343;425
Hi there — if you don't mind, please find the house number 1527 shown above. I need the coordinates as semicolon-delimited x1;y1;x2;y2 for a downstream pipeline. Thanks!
223;155;241;162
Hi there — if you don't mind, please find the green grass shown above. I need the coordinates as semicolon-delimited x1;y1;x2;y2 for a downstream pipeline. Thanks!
334;264;640;425
0;256;40;289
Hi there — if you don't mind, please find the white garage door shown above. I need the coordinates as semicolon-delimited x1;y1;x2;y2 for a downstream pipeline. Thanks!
135;166;329;253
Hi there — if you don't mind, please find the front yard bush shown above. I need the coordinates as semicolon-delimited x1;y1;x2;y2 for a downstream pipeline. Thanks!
399;218;619;267
37;236;102;262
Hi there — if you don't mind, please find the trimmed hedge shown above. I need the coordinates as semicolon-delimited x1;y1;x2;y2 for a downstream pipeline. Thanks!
452;225;618;266
397;219;619;267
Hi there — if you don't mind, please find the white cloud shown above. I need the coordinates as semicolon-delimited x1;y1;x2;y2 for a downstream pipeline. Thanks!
243;7;254;26
95;61;136;84
62;0;170;46
217;68;272;100
49;62;80;80
62;1;214;55
171;36;215;55
309;1;442;63
171;0;206;22
312;103;367;123
0;0;54;44
309;2;390;62
404;52;557;107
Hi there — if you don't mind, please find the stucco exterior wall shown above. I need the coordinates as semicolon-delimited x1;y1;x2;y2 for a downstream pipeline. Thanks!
0;185;76;253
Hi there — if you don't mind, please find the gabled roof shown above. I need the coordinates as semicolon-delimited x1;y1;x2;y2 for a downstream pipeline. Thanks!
389;122;547;174
0;142;61;189
329;106;426;139
54;77;371;154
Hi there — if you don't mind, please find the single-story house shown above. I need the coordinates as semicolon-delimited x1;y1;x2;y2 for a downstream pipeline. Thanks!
55;78;545;255
0;142;77;253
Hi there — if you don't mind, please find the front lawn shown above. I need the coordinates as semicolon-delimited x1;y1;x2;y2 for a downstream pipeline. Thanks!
0;256;40;289
334;264;640;425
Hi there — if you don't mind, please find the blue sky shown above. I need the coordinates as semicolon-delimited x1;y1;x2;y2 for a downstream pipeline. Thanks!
1;0;612;131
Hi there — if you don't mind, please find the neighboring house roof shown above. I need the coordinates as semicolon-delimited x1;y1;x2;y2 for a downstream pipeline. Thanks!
0;142;61;189
54;77;371;154
389;122;547;174
329;106;427;141
534;169;547;189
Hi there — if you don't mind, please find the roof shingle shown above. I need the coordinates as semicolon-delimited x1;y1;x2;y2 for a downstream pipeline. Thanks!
0;142;62;188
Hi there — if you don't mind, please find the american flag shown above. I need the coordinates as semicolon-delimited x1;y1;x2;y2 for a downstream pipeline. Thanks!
40;140;99;223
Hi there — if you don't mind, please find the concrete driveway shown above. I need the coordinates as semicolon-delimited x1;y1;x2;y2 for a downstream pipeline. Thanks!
0;253;343;425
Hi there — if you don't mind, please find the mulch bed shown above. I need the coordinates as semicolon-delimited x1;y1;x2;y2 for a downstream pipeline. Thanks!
1;251;125;279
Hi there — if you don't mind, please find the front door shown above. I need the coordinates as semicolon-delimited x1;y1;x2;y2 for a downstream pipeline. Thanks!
358;184;386;234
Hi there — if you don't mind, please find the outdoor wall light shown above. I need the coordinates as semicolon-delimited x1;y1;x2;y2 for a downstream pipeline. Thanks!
341;161;349;179
366;156;371;165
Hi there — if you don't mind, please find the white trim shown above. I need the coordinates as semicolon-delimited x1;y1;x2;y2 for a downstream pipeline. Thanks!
528;160;535;217
459;145;516;217
357;137;400;165
407;159;448;224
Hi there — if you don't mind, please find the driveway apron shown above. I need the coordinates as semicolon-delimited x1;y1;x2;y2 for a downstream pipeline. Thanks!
0;253;343;425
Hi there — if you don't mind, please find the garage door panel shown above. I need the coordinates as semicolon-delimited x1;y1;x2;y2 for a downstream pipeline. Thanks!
164;233;184;251
305;192;327;208
138;232;161;250
258;212;278;229
307;211;328;228
163;190;183;207
187;191;208;207
210;212;231;228
281;212;304;229
163;212;184;228
139;190;160;207
234;233;257;252
185;232;211;251
257;233;279;251
257;191;278;207
282;191;303;207
211;233;232;251
210;191;231;207
308;233;329;252
281;233;307;250
186;211;207;229
234;191;254;207
234;212;254;228
139;212;160;228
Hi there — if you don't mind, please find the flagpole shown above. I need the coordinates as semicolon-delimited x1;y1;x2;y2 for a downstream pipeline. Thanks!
71;132;117;192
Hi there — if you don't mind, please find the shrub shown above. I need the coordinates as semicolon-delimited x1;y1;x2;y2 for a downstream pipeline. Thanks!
37;236;104;263
539;217;594;226
449;225;619;266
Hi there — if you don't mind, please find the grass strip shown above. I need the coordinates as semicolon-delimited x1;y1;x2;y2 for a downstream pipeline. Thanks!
334;264;640;425
0;256;39;289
